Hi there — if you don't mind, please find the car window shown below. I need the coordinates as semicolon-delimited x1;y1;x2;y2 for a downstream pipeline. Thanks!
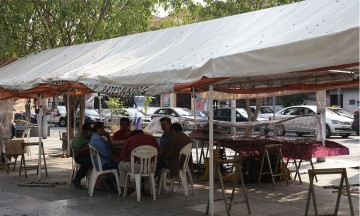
302;108;315;115
156;109;167;115
85;109;99;116
57;106;66;113
261;107;273;113
168;109;177;116
281;108;298;115
237;108;249;118
174;108;193;116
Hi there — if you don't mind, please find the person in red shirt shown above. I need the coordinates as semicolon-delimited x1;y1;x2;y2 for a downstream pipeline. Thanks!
112;117;131;161
112;117;131;141
118;130;160;193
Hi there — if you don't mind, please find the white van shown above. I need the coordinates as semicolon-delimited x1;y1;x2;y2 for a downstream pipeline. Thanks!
47;105;67;127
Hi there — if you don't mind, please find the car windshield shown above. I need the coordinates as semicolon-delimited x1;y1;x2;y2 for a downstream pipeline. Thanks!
327;108;353;118
236;108;249;118
85;109;99;116
57;106;66;113
196;110;207;118
174;108;193;116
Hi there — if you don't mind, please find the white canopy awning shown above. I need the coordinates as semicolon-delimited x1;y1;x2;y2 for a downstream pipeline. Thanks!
0;0;358;99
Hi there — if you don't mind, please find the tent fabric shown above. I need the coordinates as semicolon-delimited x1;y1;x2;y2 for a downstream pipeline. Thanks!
0;0;358;99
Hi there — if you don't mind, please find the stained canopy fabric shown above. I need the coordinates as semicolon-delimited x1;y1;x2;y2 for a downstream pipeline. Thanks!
0;0;358;99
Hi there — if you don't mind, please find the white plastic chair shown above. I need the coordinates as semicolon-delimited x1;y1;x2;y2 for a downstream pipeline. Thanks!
123;145;158;201
22;128;31;156
157;143;194;196
88;145;121;196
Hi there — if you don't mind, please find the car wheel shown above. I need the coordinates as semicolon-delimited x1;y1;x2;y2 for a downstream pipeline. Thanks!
340;134;350;138
59;118;67;127
357;132;359;136
325;125;331;138
296;132;304;137
274;125;286;136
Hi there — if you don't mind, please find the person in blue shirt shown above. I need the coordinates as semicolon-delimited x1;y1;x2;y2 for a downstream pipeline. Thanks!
90;122;119;170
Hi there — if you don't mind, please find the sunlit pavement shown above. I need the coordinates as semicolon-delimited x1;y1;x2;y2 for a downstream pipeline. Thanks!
0;127;358;215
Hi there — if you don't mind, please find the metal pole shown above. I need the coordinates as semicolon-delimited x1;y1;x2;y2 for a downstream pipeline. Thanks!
272;96;276;120
231;100;236;135
98;94;103;122
37;94;43;181
208;84;214;216
192;87;199;165
67;93;70;157
337;88;341;108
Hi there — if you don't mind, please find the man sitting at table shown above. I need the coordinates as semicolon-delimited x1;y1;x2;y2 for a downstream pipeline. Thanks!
72;122;93;189
112;117;132;161
112;117;132;141
159;117;172;150
90;122;119;170
157;123;192;179
118;130;160;194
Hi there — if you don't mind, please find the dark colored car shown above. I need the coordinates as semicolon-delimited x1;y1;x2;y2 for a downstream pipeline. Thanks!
351;108;359;135
14;112;37;124
75;109;101;125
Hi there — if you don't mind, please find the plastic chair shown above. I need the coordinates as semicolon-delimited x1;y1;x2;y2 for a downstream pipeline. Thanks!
88;145;121;196
22;128;31;156
123;145;158;201
157;143;194;196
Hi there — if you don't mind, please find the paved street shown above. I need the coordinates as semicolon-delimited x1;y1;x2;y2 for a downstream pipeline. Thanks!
0;126;358;216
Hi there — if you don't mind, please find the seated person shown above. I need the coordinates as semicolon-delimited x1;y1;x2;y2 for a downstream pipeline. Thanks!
112;117;131;143
112;117;131;160
90;122;119;170
72;123;93;189
159;117;172;150
118;130;160;193
157;123;192;179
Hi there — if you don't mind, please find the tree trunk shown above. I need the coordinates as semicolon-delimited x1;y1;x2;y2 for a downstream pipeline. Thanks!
78;95;85;132
244;98;263;138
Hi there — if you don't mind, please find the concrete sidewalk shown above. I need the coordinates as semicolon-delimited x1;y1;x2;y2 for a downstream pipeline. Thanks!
0;135;358;216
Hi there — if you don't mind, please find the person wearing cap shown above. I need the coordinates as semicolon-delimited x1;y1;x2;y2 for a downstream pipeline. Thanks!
72;122;93;189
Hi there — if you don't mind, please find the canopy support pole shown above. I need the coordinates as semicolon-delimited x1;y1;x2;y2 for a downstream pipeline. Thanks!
37;94;43;181
67;93;70;157
208;84;214;216
192;87;199;165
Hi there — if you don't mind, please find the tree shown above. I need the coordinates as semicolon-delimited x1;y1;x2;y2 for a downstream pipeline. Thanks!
1;0;165;140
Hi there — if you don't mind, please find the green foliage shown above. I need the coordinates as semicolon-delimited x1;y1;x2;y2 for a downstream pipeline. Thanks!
1;0;163;60
143;96;153;116
105;97;124;111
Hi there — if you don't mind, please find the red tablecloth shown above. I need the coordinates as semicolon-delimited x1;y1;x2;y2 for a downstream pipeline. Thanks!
194;136;349;160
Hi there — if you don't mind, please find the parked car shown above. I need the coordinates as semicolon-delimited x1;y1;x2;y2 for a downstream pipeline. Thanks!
14;112;37;124
104;108;151;126
150;107;208;120
351;107;359;135
270;105;353;138
214;108;268;122
47;105;67;127
250;106;274;119
213;108;269;133
76;109;101;125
